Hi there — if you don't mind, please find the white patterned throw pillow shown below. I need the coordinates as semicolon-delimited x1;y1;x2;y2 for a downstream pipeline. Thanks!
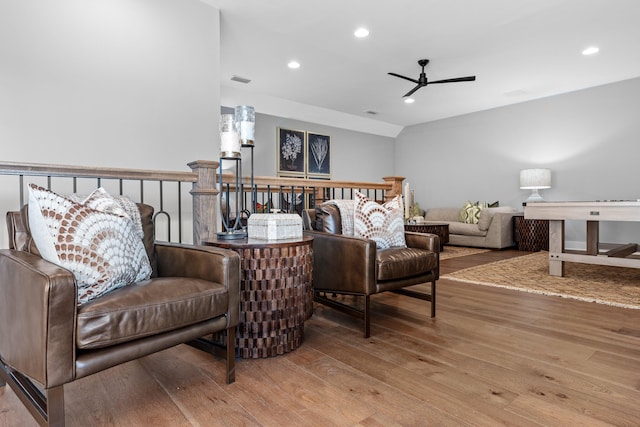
28;184;152;305
354;191;406;249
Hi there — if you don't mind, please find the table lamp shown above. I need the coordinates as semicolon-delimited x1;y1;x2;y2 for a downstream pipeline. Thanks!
520;168;551;202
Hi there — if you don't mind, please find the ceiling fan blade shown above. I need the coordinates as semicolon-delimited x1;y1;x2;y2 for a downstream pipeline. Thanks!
388;72;419;84
427;76;476;85
403;84;423;97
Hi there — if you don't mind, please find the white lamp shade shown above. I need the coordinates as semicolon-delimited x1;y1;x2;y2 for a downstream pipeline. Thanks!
520;168;551;189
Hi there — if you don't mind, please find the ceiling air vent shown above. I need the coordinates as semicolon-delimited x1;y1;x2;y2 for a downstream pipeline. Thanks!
230;75;251;84
364;110;378;115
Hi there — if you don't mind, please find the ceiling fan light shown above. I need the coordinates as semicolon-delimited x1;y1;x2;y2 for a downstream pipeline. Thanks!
582;46;599;55
404;98;415;104
287;61;301;69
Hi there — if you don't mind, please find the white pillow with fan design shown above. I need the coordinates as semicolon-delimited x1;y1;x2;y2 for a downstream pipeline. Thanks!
28;184;151;305
353;191;406;249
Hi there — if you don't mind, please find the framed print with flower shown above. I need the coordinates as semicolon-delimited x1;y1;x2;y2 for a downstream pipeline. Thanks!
306;132;331;178
277;128;306;176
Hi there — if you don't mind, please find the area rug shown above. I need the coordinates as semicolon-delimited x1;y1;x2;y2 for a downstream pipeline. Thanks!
442;251;640;309
440;246;491;260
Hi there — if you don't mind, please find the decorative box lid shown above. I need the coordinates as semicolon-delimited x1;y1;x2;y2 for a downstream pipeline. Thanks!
247;213;302;226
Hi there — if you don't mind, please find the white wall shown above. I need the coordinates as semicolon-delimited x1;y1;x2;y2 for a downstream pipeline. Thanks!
396;77;640;246
0;0;220;247
0;0;220;169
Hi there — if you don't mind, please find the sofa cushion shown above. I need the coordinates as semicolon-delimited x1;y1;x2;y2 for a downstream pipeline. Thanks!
448;221;487;237
76;276;229;349
354;191;406;249
28;184;152;305
424;207;460;222
376;247;438;281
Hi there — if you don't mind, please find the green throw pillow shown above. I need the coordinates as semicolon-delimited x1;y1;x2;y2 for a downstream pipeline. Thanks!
459;201;486;224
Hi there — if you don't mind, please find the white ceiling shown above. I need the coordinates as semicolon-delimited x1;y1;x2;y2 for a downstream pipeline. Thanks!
209;0;640;137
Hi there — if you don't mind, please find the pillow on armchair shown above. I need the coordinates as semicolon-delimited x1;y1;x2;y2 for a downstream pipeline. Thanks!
28;184;152;305
354;191;406;249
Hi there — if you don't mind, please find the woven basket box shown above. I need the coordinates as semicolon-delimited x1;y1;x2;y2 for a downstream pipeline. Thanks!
247;213;302;240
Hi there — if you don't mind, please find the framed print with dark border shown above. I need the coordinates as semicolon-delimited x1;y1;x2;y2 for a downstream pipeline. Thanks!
306;132;331;178
277;128;306;176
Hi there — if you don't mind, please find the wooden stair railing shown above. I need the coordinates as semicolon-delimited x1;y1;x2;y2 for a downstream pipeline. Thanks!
0;160;405;246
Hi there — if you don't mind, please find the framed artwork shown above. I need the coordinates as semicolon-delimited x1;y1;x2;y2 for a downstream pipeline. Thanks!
277;128;306;176
306;132;331;178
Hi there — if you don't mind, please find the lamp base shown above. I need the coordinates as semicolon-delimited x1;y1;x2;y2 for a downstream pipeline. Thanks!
526;189;545;202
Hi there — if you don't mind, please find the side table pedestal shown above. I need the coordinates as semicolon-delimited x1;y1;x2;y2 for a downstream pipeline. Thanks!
203;236;313;358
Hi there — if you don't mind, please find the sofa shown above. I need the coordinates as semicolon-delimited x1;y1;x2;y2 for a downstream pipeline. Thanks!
421;206;518;249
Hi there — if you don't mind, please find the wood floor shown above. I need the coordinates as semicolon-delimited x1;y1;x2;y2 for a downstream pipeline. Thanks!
2;249;639;426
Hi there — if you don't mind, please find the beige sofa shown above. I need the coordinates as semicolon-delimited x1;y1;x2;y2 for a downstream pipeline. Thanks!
422;206;517;249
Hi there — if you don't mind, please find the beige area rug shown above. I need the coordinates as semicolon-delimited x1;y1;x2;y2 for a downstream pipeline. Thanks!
440;246;491;260
442;251;640;309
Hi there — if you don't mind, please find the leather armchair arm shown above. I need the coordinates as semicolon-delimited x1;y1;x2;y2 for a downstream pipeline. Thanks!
304;230;377;295
0;250;77;388
404;232;440;279
405;232;440;253
154;243;241;328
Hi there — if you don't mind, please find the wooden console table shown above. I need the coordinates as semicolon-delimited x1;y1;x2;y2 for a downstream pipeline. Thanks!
202;236;314;358
525;201;640;276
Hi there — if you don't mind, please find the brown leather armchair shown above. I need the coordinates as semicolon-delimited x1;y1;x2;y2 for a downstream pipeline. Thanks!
0;204;240;426
303;204;439;338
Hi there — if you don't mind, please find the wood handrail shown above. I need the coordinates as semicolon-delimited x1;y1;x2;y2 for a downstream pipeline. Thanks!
220;173;393;191
0;161;198;182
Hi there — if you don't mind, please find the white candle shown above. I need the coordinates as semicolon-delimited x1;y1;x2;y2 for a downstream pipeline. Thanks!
404;182;410;219
220;114;240;158
221;131;240;156
411;189;414;214
235;105;255;146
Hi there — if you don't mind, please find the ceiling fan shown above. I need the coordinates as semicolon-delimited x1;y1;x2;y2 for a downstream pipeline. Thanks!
388;59;476;97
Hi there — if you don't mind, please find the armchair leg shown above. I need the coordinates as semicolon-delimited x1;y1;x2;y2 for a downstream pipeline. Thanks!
225;326;236;384
430;279;436;318
0;360;65;427
364;295;371;339
46;387;65;427
187;328;236;384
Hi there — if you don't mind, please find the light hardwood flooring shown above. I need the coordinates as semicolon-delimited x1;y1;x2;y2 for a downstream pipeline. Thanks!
1;249;639;426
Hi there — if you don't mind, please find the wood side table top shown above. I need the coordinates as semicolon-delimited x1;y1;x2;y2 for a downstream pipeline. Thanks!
404;223;449;250
202;235;313;249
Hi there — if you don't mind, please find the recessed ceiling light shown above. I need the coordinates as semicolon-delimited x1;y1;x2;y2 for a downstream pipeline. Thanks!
354;28;369;38
582;46;599;56
404;98;415;104
288;61;301;69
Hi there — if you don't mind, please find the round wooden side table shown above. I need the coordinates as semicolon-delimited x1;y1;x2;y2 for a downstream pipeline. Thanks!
404;223;449;251
202;236;313;358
